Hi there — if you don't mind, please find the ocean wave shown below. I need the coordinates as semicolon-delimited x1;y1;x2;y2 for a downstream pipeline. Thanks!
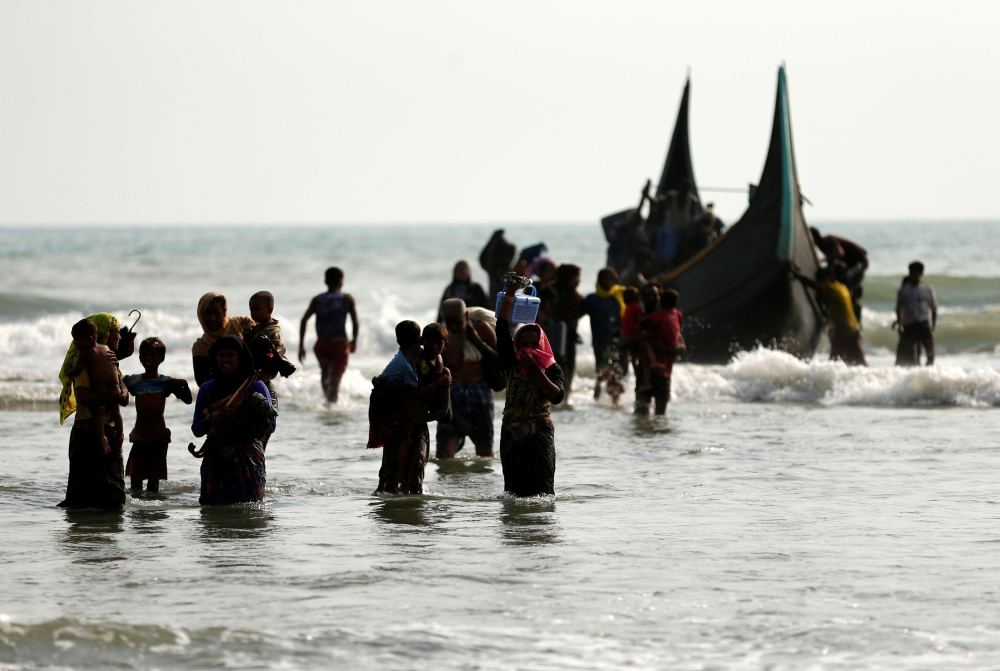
861;306;1000;354
6;349;1000;410
863;274;1000;309
673;349;1000;407
0;300;437;361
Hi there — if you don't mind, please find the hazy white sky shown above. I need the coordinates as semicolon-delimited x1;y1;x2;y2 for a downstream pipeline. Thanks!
1;1;998;225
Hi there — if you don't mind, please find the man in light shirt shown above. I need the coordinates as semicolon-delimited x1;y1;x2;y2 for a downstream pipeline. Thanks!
896;261;938;366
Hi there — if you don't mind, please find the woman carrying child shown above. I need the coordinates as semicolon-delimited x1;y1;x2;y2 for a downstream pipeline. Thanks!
374;323;453;495
58;313;130;510
496;282;566;497
192;292;255;387
191;335;275;505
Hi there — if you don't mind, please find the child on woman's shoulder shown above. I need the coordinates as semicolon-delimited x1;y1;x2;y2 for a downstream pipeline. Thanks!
248;291;286;355
65;318;123;454
122;337;192;492
247;291;297;410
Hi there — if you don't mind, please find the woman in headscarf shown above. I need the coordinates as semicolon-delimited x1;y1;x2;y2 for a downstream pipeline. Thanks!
58;313;130;510
191;335;276;505
192;292;255;386
436;261;489;322
496;283;565;497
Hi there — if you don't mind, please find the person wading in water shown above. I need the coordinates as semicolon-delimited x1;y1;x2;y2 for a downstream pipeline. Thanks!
896;261;937;366
437;298;500;458
299;267;359;404
495;277;565;496
437;261;489;322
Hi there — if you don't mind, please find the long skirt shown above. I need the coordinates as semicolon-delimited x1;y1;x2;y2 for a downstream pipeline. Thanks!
125;439;169;481
499;417;556;497
199;442;267;505
376;424;430;495
58;419;126;510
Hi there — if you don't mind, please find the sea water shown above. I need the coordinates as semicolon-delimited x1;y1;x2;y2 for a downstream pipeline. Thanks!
2;222;1000;669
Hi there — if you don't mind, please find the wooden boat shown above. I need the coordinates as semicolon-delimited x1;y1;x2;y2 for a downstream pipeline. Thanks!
603;67;823;363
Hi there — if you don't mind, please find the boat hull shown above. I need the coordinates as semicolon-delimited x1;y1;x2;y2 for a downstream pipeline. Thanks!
667;257;822;363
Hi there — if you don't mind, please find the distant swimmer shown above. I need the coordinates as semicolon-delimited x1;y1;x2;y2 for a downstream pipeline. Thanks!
299;267;359;404
437;261;489;322
896;261;937;366
810;228;869;325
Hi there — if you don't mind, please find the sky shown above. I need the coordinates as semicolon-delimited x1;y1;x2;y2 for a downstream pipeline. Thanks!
1;1;998;226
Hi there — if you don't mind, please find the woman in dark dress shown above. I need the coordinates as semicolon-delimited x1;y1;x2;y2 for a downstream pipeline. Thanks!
58;313;130;510
437;261;489;322
191;336;276;505
496;283;566;497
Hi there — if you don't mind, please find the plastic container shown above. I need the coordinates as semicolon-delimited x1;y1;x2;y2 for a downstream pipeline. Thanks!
495;286;541;324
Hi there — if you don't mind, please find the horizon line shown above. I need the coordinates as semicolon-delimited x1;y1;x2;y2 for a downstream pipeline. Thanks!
3;218;1000;228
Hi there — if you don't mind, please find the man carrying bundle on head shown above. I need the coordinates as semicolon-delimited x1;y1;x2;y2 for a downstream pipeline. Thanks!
437;298;501;458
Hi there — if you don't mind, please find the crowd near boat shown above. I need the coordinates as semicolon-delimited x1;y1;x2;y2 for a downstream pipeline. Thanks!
54;67;939;509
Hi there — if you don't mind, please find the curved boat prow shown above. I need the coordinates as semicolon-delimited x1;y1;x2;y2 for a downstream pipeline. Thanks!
601;77;704;284
661;66;823;363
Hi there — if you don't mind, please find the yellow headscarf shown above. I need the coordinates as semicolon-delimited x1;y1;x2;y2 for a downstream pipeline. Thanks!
595;281;627;318
58;312;120;425
192;292;255;358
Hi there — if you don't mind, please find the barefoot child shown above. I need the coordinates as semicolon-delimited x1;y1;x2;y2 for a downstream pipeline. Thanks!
620;287;664;393
122;338;193;492
65;319;123;454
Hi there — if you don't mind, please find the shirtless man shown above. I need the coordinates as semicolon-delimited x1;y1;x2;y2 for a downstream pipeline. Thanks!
299;267;359;404
437;298;500;458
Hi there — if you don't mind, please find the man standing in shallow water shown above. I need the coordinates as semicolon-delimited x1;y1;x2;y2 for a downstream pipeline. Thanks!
896;261;937;366
438;298;499;458
299;267;359;403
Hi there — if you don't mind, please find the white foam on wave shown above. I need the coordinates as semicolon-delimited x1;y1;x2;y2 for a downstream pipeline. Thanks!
0;298;437;361
4;307;1000;409
672;349;1000;407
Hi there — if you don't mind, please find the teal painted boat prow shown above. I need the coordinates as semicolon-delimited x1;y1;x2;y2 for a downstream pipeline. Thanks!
776;67;798;262
601;66;824;363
